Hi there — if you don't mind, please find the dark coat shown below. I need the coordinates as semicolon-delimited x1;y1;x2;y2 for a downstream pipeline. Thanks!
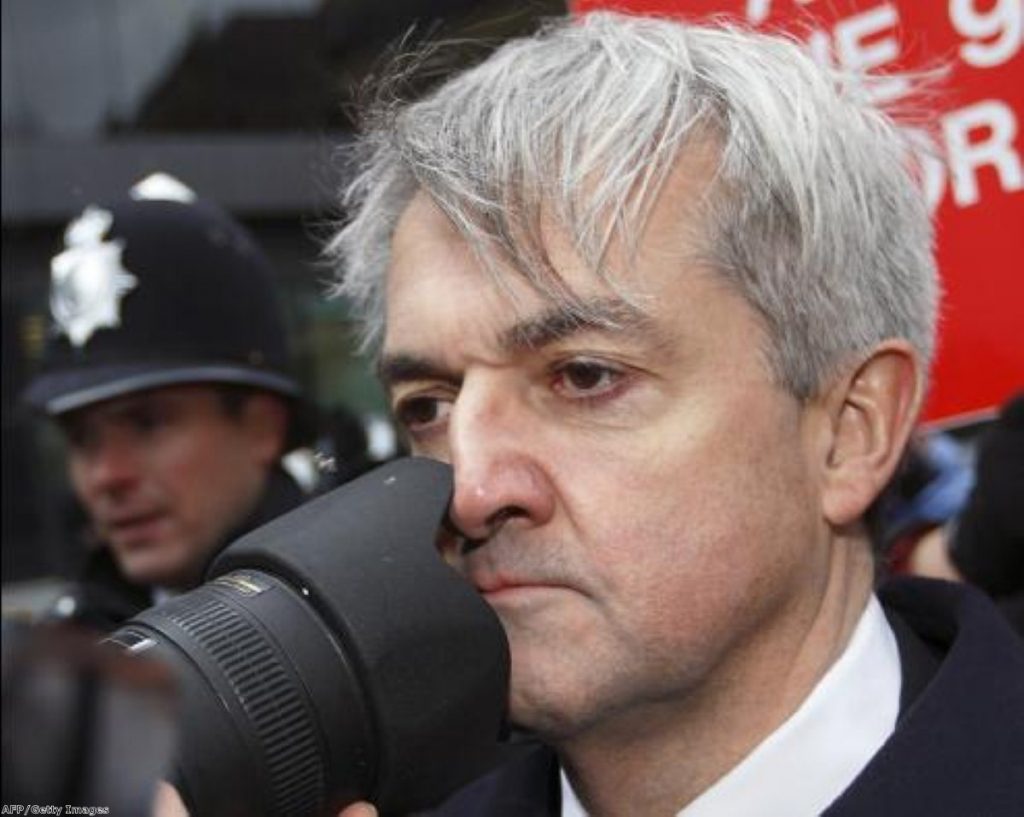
418;578;1024;817
48;467;307;632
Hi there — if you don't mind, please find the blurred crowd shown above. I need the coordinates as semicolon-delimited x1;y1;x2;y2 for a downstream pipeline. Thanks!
879;393;1024;636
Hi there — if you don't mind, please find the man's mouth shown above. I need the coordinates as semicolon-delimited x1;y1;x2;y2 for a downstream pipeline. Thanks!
104;510;169;545
471;572;571;602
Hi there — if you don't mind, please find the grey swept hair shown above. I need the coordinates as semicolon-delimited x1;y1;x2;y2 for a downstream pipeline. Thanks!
326;11;939;399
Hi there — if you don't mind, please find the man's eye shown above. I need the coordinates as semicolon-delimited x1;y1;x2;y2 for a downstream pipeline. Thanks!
127;406;165;435
63;422;94;452
394;396;451;434
553;360;624;399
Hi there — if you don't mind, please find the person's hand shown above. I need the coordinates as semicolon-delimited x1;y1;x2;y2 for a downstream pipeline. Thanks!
152;782;190;816
337;803;378;817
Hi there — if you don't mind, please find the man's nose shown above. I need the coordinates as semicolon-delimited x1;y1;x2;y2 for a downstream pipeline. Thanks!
76;436;141;497
447;383;555;542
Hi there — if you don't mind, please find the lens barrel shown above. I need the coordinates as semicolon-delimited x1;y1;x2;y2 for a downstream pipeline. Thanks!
108;458;511;816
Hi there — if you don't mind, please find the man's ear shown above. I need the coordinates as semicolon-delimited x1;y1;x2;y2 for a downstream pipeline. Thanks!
242;394;291;467
820;340;923;527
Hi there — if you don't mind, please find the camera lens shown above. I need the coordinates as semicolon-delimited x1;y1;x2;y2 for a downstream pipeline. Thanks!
107;458;510;816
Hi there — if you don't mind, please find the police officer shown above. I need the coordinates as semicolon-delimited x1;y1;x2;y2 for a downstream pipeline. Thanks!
23;174;314;631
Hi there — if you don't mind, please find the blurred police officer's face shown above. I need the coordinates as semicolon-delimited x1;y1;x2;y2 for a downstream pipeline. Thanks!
62;384;286;589
380;185;839;743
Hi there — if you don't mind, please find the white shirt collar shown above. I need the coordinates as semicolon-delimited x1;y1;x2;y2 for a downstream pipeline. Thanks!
560;594;901;817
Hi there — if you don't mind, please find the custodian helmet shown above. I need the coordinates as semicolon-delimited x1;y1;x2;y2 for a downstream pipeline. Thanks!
23;174;301;416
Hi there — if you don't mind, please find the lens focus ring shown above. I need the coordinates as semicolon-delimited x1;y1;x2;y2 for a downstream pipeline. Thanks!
164;592;324;815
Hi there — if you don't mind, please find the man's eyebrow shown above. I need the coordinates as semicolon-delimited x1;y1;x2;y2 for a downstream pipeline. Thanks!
377;354;462;390
378;298;655;389
501;297;654;352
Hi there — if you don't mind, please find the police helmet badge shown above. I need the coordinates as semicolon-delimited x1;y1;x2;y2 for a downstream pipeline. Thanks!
50;206;138;347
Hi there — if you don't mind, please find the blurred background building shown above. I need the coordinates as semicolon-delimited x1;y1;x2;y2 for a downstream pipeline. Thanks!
2;0;564;593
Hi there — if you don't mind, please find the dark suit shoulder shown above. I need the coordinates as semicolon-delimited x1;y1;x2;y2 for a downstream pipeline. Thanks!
826;577;1024;816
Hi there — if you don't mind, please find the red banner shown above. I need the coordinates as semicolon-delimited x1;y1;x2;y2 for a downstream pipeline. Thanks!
574;0;1024;424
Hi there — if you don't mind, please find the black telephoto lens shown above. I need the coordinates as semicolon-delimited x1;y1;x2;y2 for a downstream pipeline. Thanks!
107;457;512;816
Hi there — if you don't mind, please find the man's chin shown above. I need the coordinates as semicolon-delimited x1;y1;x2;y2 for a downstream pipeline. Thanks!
507;696;596;744
506;669;603;743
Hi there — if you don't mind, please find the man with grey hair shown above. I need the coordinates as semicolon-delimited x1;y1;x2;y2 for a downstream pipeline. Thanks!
328;11;1024;817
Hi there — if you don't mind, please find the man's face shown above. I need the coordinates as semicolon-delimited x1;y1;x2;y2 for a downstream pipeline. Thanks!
381;187;831;741
63;384;279;588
